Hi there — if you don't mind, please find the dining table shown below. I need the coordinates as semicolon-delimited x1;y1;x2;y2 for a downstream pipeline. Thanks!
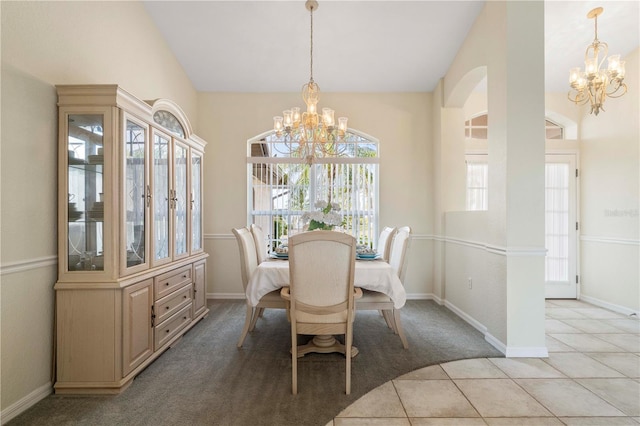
246;255;407;357
246;256;406;309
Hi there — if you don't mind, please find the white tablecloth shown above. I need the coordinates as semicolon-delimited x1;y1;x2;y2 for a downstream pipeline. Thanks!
246;259;407;309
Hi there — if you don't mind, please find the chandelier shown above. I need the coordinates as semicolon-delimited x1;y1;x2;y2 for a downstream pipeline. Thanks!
272;0;348;159
568;7;627;115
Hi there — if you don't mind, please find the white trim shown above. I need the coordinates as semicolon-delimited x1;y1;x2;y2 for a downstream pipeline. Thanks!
580;235;640;246
0;256;57;276
442;236;545;257
444;300;487;335
406;293;435;300
204;234;234;240
580;294;640;318
1;382;52;425
505;346;549;358
207;293;245;300
484;332;506;355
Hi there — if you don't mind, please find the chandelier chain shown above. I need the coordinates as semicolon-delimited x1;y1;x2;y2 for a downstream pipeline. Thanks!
309;3;314;83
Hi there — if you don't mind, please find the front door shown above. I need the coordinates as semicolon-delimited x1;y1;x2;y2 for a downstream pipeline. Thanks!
545;154;578;298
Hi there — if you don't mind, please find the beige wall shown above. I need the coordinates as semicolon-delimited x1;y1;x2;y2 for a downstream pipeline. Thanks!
1;1;196;417
439;2;547;353
579;48;639;313
197;92;434;298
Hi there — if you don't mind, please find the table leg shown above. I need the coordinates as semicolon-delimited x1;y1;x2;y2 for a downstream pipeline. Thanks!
296;334;359;358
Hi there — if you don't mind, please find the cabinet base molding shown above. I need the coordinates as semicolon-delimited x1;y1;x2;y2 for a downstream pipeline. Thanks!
54;306;209;395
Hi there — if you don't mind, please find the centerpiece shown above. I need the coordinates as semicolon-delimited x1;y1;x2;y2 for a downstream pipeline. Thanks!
302;200;343;231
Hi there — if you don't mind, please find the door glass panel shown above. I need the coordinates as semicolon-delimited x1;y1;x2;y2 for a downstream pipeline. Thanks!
67;114;104;271
153;133;170;261
545;163;569;281
125;120;146;267
191;152;202;251
174;144;188;256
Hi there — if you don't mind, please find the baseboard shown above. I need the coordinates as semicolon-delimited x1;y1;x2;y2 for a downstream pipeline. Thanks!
405;293;436;301
209;292;440;302
484;332;506;355
207;292;245;300
444;301;513;356
443;300;488;335
1;382;52;425
579;294;640;318
504;346;549;358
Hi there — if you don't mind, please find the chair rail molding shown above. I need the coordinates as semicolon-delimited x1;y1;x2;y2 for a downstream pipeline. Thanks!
0;255;57;276
580;235;640;246
442;235;546;257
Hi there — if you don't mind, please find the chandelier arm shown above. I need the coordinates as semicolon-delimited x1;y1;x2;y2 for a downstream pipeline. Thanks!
606;82;628;98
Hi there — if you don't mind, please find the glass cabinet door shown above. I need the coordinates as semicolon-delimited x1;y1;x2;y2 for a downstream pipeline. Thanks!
124;118;147;269
152;131;171;265
174;142;188;258
67;114;105;271
191;150;203;253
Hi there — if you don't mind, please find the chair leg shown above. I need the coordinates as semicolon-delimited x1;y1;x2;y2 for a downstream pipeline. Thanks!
381;310;395;331
345;327;352;395
291;327;298;395
249;307;261;332
237;305;254;348
393;309;409;349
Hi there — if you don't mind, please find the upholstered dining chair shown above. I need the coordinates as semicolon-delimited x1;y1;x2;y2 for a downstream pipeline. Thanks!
377;226;396;261
280;230;360;395
232;227;286;348
250;223;268;264
356;226;411;349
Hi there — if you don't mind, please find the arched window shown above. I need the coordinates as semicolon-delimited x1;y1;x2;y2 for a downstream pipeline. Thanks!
247;130;379;253
465;113;565;140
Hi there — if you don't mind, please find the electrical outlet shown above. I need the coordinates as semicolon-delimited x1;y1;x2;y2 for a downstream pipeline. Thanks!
468;277;472;289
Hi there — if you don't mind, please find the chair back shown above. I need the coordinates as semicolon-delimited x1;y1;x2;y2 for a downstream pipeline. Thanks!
250;224;267;264
288;231;357;323
389;226;411;283
232;227;258;291
377;226;396;261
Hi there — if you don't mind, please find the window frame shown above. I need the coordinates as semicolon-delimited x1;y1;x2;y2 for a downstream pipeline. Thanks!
246;129;381;252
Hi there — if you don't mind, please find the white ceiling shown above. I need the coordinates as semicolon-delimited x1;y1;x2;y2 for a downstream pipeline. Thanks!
143;1;639;94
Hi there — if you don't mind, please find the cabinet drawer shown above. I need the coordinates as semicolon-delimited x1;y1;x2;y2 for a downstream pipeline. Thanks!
154;265;192;300
155;285;192;325
154;304;192;350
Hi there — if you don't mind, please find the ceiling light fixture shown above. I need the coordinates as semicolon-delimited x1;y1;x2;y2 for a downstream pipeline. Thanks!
273;0;347;160
568;7;627;115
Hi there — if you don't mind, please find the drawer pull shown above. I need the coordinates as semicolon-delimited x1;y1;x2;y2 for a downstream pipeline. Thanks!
183;274;187;278
166;306;170;310
165;282;169;286
183;295;187;299
166;329;170;333
183;316;187;320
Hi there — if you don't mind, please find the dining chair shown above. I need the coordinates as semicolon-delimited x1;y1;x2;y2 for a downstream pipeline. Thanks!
250;223;268;264
232;227;286;348
280;230;360;395
377;226;396;261
356;226;411;349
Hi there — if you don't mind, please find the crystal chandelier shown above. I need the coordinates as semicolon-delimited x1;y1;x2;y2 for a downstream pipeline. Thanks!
568;7;627;115
273;0;348;159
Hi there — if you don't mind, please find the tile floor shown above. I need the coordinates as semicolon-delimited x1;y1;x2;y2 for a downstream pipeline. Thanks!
330;299;640;425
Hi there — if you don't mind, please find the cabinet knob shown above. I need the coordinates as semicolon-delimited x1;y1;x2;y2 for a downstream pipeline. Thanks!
183;274;187;278
165;282;169;286
166;329;170;333
183;295;187;299
166;306;170;310
183;316;187;320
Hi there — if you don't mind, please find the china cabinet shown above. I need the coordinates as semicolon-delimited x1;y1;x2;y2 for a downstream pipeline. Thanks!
54;85;208;394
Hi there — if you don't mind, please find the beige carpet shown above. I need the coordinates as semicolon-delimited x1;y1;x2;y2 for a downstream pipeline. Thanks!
9;300;502;426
